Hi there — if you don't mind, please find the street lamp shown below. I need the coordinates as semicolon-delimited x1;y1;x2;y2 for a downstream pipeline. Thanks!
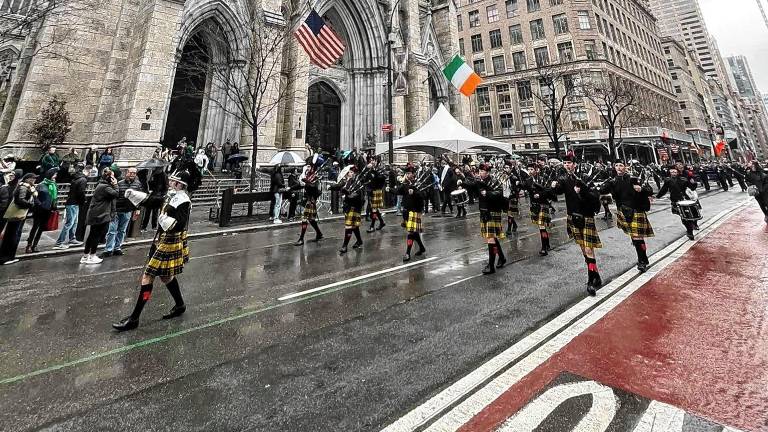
386;0;401;165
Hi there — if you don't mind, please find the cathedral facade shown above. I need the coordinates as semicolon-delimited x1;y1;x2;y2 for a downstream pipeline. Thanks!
0;0;465;164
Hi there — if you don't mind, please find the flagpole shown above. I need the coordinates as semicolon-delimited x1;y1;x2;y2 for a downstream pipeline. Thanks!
387;0;401;165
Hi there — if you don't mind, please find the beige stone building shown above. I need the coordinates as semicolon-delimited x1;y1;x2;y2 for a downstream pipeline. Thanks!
456;0;688;161
0;0;465;164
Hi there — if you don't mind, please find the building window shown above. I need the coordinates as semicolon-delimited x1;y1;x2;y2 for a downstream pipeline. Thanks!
477;87;491;113
500;114;515;135
527;0;540;13
471;34;483;52
534;47;549;67
670;72;677;80
674;85;681;94
489;29;503;48
584;40;596;60
487;5;499;23
550;0;563;5
459;38;465;56
497;84;512;110
539;79;553;99
512;51;527;70
522;111;538;134
469;10;480;28
474;59;486;75
506;0;519;17
680;101;687;109
578;11;591;29
509;24;523;44
684;117;692;126
457;15;463;31
553;14;569;35
667;59;674;68
517;80;533;104
557;41;574;62
570;107;589;130
480;116;494;136
530;19;545;40
492;55;506;73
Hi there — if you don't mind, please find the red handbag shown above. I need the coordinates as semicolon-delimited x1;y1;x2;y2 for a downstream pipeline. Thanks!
44;210;60;232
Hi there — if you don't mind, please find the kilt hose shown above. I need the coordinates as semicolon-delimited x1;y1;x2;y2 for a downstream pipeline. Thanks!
507;197;519;217
371;189;385;210
616;209;655;238
405;211;423;233
567;215;603;249
302;199;318;221
344;210;362;228
600;194;613;205
481;211;506;239
144;231;190;278
530;206;552;227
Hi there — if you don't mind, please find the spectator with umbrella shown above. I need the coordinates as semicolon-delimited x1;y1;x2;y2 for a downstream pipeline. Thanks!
270;164;286;223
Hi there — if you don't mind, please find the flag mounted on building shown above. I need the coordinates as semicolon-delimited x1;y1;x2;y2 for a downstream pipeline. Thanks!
294;9;345;69
714;139;727;156
443;55;482;97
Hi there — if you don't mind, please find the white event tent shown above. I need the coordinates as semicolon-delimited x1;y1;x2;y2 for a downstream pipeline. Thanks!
374;104;513;156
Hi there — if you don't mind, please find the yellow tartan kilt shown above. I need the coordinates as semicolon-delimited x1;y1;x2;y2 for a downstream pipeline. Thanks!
530;206;552;227
616;209;655;238
567;216;603;249
480;211;506;239
405;211;423;233
302;199;317;221
145;231;189;277
371;189;385;209
344;210;362;228
507;197;519;217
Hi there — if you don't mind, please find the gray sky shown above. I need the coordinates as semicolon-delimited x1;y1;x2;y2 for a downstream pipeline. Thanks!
700;0;768;93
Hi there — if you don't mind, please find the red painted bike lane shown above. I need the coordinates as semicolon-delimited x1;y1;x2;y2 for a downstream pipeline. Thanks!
460;207;768;432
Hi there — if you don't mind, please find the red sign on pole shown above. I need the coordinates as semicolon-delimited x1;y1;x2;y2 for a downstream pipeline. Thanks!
381;123;393;133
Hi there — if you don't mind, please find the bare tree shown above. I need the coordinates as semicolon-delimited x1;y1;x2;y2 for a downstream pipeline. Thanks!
178;4;308;190
530;62;577;157
581;71;636;162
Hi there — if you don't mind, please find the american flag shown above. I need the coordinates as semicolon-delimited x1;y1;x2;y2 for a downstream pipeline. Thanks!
294;10;345;69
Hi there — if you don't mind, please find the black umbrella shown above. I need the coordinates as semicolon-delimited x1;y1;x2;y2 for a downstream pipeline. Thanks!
136;158;169;170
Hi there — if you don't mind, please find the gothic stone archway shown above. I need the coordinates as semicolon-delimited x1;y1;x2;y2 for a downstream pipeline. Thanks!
306;81;342;153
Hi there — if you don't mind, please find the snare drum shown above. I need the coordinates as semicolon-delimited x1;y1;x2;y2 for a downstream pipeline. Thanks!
677;200;702;221
451;188;469;205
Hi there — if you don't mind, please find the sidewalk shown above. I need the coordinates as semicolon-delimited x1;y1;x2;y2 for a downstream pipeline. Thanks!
387;204;767;432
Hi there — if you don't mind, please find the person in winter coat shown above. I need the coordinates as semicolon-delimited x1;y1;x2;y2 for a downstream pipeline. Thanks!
0;173;37;264
270;164;286;223
102;167;144;257
142;167;168;231
54;163;87;249
40;147;60;173
84;146;100;167
98;148;115;171
25;168;59;253
82;168;118;264
0;169;20;234
746;160;768;222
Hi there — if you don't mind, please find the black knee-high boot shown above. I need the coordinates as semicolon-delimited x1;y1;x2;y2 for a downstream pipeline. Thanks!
495;238;506;267
632;239;649;271
113;282;153;331
483;244;496;274
414;232;426;255
340;228;352;253
376;211;386;229
163;278;186;319
368;212;377;232
586;257;601;294
539;229;550;255
296;222;308;245
309;220;323;240
352;227;363;248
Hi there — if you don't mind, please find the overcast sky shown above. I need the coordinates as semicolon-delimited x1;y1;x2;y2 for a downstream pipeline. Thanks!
699;0;768;93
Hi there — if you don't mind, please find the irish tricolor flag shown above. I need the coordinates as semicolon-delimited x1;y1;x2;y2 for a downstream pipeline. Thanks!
443;55;482;96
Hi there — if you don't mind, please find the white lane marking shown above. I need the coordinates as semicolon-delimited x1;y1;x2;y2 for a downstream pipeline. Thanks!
381;200;748;432
443;275;481;288
497;381;617;432
278;257;439;301
632;401;685;432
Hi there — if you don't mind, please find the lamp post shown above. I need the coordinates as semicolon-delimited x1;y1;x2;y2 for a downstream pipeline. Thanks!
386;0;401;165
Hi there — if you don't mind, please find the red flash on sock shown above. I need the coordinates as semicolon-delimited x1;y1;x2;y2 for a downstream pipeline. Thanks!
141;291;152;301
541;231;549;239
492;246;498;254
640;242;647;251
588;263;598;272
407;239;414;247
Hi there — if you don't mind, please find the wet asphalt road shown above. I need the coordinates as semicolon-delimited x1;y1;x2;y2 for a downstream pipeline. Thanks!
0;189;749;431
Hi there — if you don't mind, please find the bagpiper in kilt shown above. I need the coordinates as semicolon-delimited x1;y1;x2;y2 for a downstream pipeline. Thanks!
395;166;426;261
504;162;522;234
600;162;655;272
294;164;324;246
113;162;201;332
365;158;387;233
331;165;364;254
465;163;508;275
523;162;556;256
552;155;604;295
